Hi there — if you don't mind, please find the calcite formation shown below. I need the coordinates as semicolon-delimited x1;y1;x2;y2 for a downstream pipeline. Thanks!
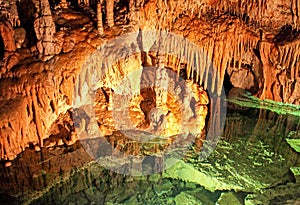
32;0;57;56
0;0;20;27
0;0;299;162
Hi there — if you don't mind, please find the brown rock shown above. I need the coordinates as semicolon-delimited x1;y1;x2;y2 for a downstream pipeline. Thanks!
32;0;56;56
59;0;69;9
66;132;78;146
14;28;27;49
229;68;255;91
34;145;41;152
62;37;75;53
0;0;300;162
106;0;115;27
0;21;16;52
4;161;12;167
0;0;20;27
57;139;64;146
4;53;20;70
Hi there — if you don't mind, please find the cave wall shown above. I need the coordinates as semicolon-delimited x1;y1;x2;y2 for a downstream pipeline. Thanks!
129;0;300;102
0;0;299;161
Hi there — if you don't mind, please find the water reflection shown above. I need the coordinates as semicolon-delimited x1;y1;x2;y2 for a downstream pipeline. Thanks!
1;101;300;204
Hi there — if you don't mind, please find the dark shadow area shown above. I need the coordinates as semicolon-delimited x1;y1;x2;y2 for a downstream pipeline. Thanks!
223;70;233;95
16;0;37;48
274;24;300;46
0;34;4;60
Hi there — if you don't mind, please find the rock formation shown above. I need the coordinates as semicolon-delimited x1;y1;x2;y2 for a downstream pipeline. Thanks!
0;1;300;204
0;0;299;163
0;20;16;52
0;0;20;27
97;0;104;34
59;0;69;9
106;0;114;27
32;0;57;56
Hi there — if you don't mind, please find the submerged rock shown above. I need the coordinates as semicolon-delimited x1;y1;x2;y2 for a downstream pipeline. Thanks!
244;183;300;205
175;192;203;205
216;192;243;205
164;138;291;193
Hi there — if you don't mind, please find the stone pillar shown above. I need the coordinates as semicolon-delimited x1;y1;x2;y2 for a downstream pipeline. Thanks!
97;0;104;34
0;21;17;52
155;54;169;107
106;0;114;27
0;0;20;27
32;0;56;56
259;41;278;101
129;0;135;20
155;34;168;108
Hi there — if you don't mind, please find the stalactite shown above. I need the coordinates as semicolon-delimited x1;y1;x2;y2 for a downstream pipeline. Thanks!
217;41;227;95
186;46;192;79
199;47;205;85
194;49;200;83
278;41;300;81
292;0;300;29
202;40;213;91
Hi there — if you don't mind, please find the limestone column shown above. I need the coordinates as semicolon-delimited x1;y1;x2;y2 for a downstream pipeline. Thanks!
259;41;278;101
106;0;114;27
0;21;17;52
10;0;20;27
33;0;56;56
155;54;169;107
129;0;135;21
155;34;169;108
97;0;104;34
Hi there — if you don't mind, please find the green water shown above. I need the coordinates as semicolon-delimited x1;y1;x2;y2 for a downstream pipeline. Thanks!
1;97;300;205
34;101;300;204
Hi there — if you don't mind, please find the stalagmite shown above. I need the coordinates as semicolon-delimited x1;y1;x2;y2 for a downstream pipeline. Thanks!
97;0;104;34
33;0;56;56
106;0;114;27
153;34;169;108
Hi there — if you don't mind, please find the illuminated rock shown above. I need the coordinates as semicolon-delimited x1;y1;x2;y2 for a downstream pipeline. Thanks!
0;0;299;162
